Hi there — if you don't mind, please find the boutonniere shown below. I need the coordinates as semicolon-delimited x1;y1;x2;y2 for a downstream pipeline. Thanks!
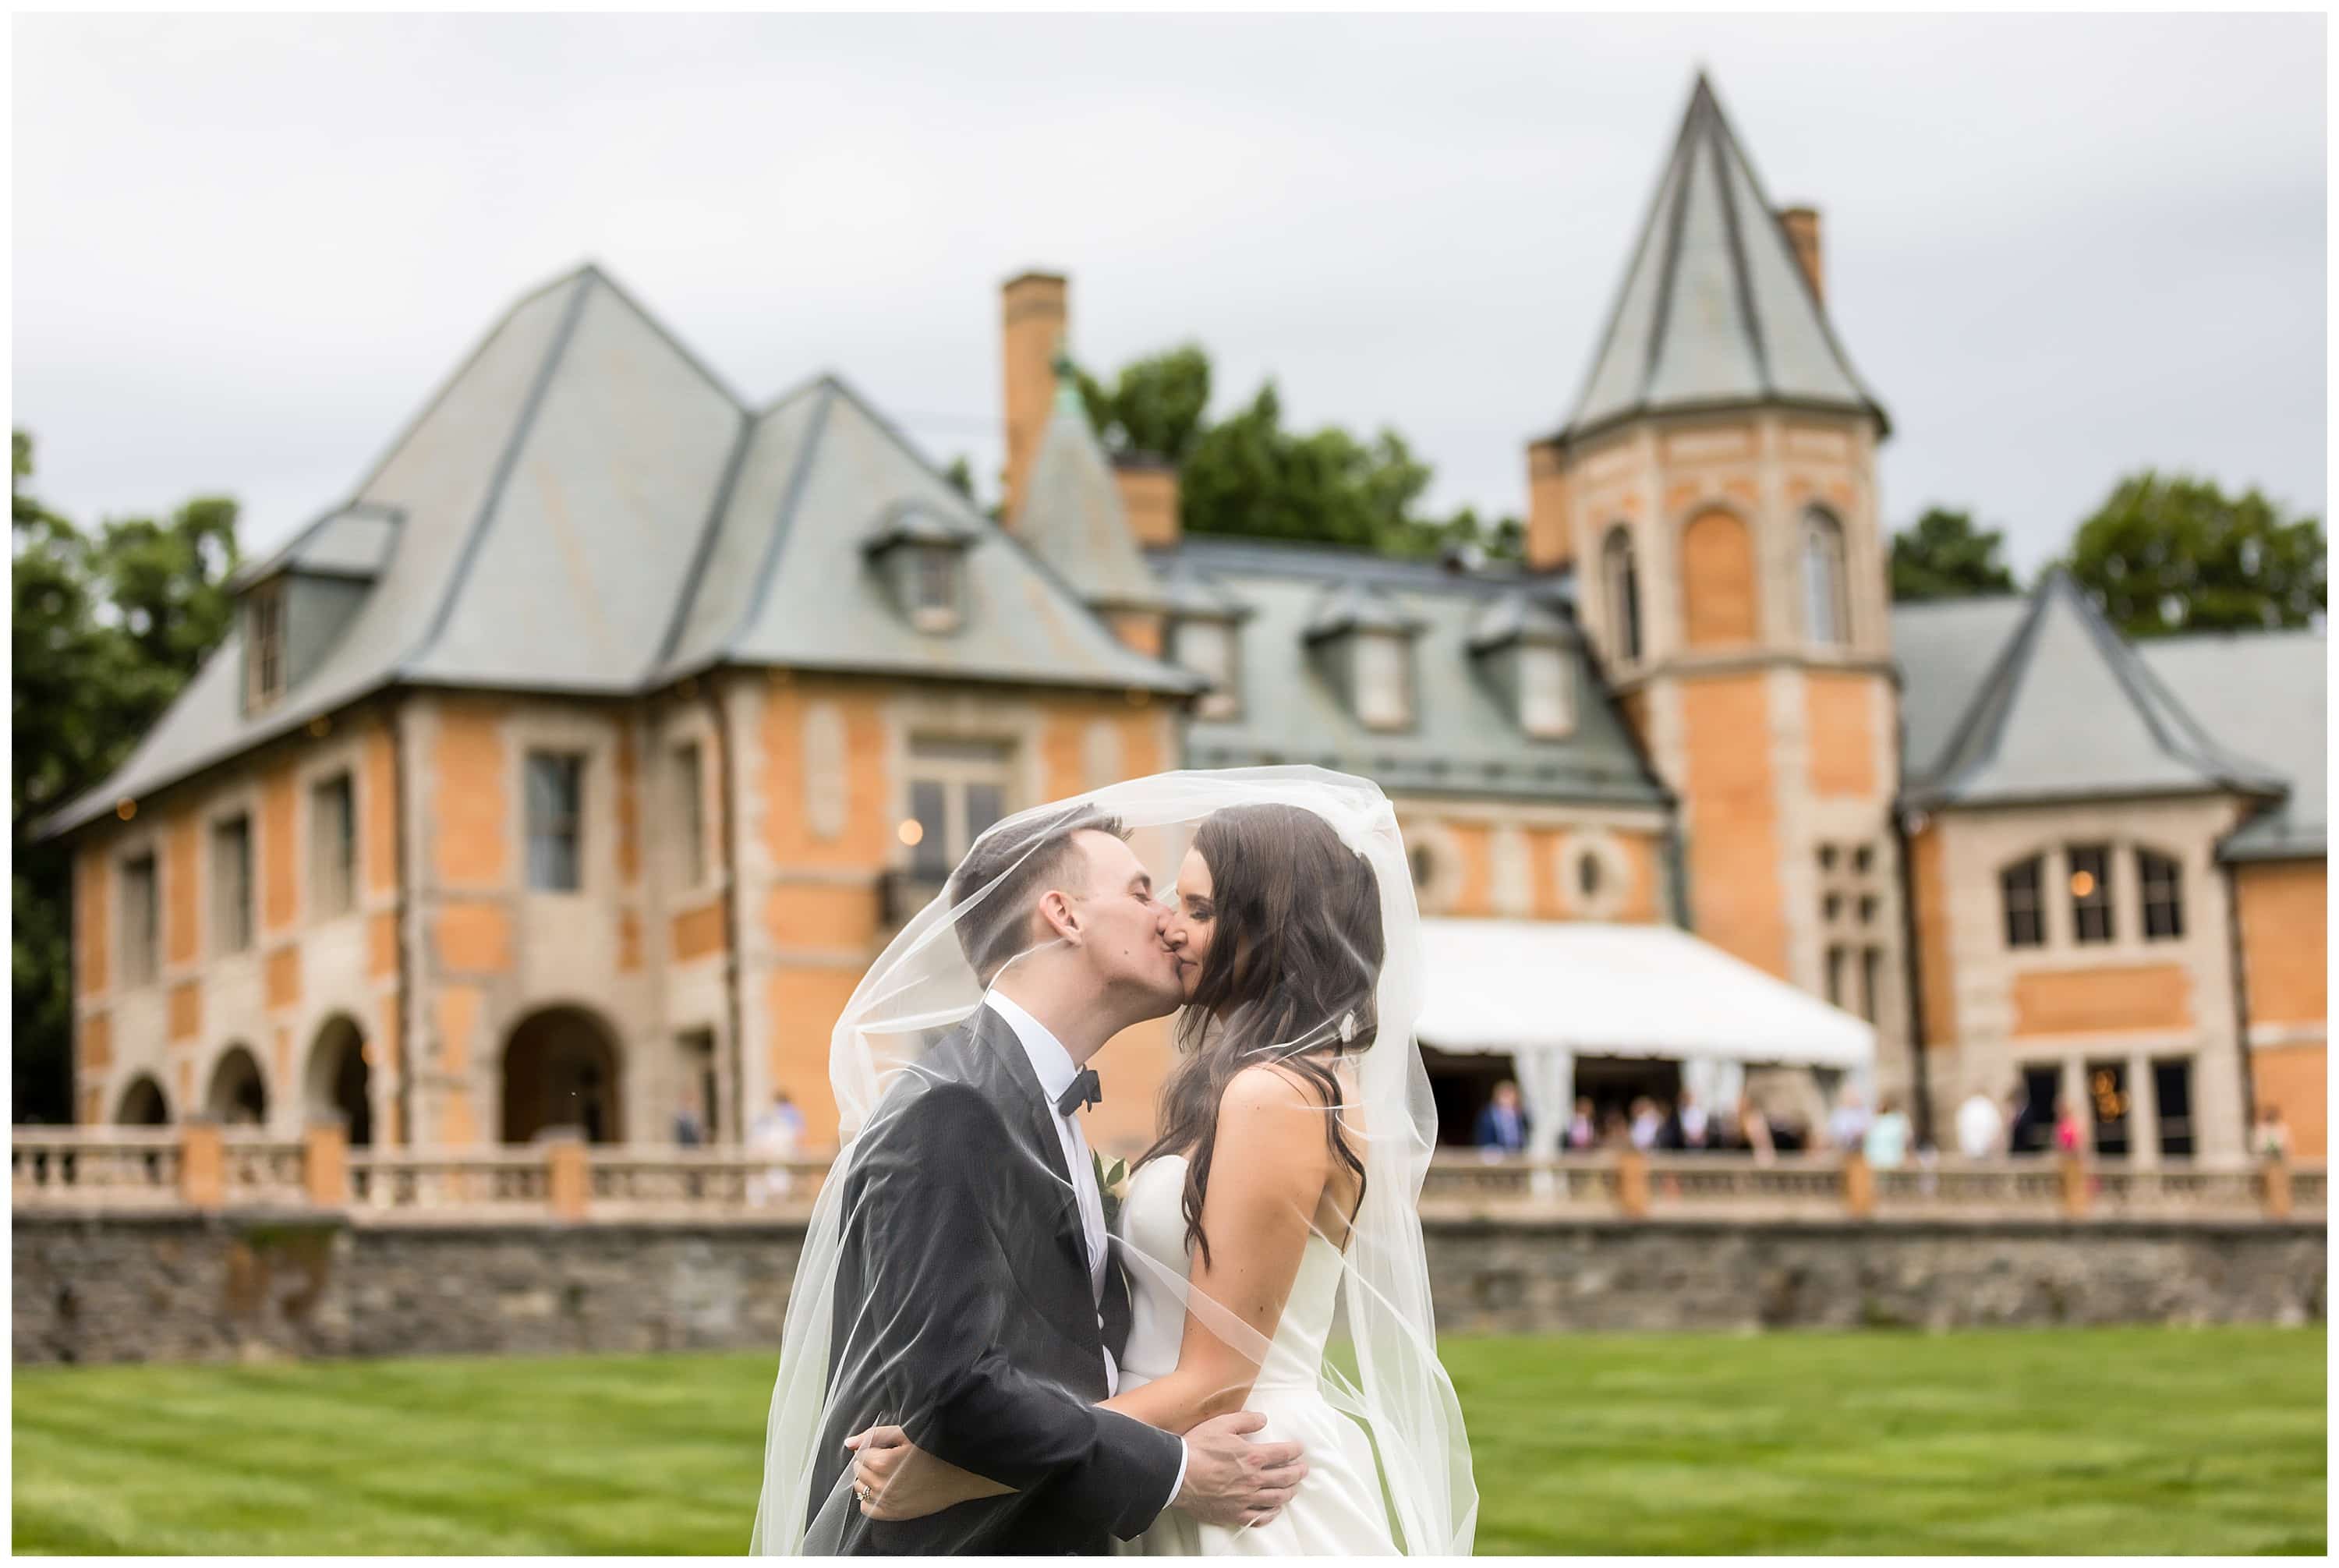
1093;1151;1130;1230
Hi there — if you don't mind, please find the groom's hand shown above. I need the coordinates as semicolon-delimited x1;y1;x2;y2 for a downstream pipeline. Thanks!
1173;1411;1308;1530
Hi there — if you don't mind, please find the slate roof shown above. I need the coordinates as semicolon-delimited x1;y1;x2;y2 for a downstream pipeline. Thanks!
1555;73;1889;446
45;264;1194;837
1150;537;1671;808
1014;377;1170;614
1895;571;2291;820
2139;628;2327;860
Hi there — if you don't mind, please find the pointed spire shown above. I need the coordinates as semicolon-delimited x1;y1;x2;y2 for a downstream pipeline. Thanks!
1555;73;1888;444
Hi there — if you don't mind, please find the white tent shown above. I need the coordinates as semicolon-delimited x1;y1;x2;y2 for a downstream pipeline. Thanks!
1414;919;1877;1155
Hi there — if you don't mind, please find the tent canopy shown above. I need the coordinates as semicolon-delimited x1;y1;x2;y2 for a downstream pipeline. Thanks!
1414;919;1874;1071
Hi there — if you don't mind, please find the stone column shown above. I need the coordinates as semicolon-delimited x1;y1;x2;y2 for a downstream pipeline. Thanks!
2127;1051;2160;1167
546;1133;590;1221
1842;1150;1875;1217
180;1120;224;1212
303;1118;349;1208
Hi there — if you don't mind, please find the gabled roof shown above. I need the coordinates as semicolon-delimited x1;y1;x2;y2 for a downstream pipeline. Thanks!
232;502;404;587
1899;570;2285;812
1468;588;1573;652
1015;379;1169;614
46;264;1193;837
658;373;1196;694
1154;537;1671;809
1555;73;1888;446
2139;628;2327;861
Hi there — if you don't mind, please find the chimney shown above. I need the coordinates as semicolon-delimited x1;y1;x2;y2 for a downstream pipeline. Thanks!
1111;452;1181;550
1000;271;1067;527
1524;438;1573;571
1776;206;1823;306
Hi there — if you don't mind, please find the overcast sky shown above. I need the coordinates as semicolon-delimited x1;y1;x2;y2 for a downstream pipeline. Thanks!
13;12;2327;575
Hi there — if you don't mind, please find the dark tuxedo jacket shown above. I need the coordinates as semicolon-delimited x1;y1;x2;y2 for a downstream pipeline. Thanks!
803;1003;1184;1554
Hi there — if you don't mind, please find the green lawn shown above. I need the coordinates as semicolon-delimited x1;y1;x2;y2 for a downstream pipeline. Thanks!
12;1327;2323;1555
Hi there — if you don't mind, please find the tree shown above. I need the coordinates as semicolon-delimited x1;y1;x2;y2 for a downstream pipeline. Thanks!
1891;507;2019;600
2064;470;2325;638
12;433;241;1124
1075;346;1520;562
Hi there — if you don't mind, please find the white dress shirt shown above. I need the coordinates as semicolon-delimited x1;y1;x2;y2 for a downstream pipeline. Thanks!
985;992;1187;1511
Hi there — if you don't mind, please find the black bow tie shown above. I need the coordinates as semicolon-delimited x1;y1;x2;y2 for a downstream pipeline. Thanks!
1055;1068;1102;1117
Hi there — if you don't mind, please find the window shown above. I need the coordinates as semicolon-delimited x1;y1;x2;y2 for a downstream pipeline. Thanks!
1852;844;1873;875
1817;844;1838;871
1175;621;1240;720
246;583;286;710
1520;646;1573;738
901;738;1013;881
2086;1060;2129;1156
673;742;706;887
1860;947;1883;1025
2139;849;2184;941
2152;1057;2194;1158
1601;526;1642;663
211;815;253;954
120;851;159;986
1825;944;1847;1009
1354;631;1410;730
1410;844;1438;892
2001;857;2044;948
1802;508;1849;646
310;773;356;917
525;752;586;893
1856;894;1877;927
1576;851;1602;899
906;543;962;632
2068;844;2113;944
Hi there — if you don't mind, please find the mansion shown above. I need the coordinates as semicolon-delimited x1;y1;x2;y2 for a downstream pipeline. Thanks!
47;76;2324;1162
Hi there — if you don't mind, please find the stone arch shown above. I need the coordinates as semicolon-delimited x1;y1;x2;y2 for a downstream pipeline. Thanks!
204;1043;268;1127
1801;505;1851;646
1599;525;1642;663
305;1013;375;1148
1680;507;1758;648
501;1003;625;1145
115;1074;169;1126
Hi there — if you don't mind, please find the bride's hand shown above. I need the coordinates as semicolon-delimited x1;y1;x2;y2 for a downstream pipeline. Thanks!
847;1425;1015;1520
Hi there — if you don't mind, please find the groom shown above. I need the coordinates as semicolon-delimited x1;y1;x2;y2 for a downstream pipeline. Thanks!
804;805;1307;1553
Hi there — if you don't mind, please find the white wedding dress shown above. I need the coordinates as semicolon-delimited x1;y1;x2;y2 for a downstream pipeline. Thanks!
1113;1154;1398;1556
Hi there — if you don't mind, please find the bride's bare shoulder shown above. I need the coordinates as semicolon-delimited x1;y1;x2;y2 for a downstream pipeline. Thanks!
1217;1059;1340;1131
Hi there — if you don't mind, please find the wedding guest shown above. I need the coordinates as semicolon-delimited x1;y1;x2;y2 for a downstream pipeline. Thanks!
2252;1103;2291;1162
2053;1096;2086;1156
1955;1085;2005;1159
1825;1085;1871;1152
1628;1095;1663;1151
673;1091;705;1148
1863;1094;1911;1170
1565;1096;1598;1152
1737;1096;1777;1166
1474;1080;1529;1155
1678;1088;1710;1150
748;1088;805;1204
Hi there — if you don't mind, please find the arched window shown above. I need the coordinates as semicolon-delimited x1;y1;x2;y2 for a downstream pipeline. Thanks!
1601;526;1642;664
1802;508;1850;646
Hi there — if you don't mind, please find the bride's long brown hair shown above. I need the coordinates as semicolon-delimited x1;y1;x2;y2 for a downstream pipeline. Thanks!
1139;802;1382;1268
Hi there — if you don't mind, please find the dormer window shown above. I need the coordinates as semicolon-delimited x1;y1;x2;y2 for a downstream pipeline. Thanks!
1354;630;1411;730
246;581;286;711
865;501;978;635
910;544;961;632
1519;645;1574;738
1174;618;1240;720
1305;582;1421;733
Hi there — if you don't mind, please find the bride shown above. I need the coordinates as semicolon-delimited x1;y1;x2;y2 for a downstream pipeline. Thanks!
753;769;1475;1556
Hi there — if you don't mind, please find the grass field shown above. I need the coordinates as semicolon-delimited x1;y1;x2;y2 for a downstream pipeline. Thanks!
12;1327;2324;1555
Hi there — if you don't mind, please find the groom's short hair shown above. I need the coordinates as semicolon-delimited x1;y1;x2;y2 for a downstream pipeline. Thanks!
947;804;1129;985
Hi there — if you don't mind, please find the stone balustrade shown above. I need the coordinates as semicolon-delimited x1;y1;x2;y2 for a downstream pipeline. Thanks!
9;1125;2321;1226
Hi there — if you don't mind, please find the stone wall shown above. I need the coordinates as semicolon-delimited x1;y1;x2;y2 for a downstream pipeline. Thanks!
12;1211;2322;1368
